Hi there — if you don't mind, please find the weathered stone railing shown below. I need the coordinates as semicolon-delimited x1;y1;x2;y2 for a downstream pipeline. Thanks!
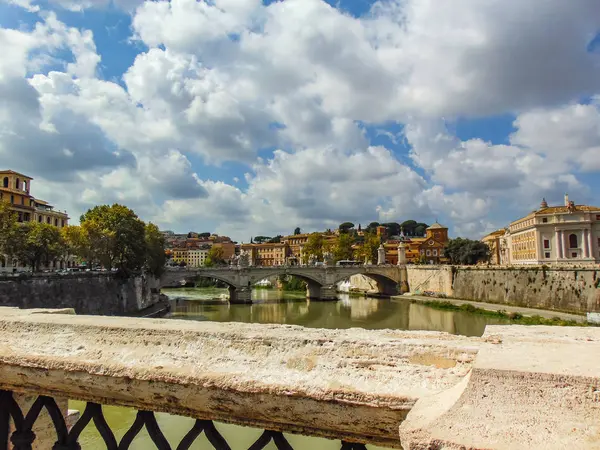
1;307;600;449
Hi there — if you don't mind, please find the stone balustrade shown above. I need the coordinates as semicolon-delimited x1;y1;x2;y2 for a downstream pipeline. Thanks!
1;307;600;449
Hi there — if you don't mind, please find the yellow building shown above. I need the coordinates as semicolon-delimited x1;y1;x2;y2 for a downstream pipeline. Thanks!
481;229;509;265
1;170;70;272
0;170;69;228
506;196;600;265
241;242;289;266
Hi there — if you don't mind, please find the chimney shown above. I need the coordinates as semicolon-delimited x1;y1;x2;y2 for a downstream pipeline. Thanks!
564;193;569;207
540;198;548;209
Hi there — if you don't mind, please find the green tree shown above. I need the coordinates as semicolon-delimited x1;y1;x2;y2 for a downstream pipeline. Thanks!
60;225;87;267
302;233;326;263
338;222;355;234
80;204;146;274
254;236;272;244
381;222;401;236
0;201;17;255
198;232;211;238
414;222;429;237
400;220;417;235
205;246;225;267
365;221;379;233
332;233;355;262
293;227;301;235
10;222;64;272
268;235;282;243
145;222;166;276
354;232;380;264
444;238;490;265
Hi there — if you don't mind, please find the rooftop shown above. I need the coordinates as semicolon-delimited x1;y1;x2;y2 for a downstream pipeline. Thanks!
427;222;447;230
0;169;33;180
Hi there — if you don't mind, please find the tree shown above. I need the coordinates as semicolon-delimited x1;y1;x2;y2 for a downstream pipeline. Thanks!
400;220;417;235
254;236;272;244
80;204;146;274
268;235;282;243
444;238;490;265
338;222;355;234
365;222;380;233
0;201;17;255
205;246;225;267
199;232;211;238
10;223;63;272
381;222;401;236
145;223;166;276
414;222;429;237
293;227;301;235
354;232;380;264
60;225;87;267
332;233;355;262
302;233;326;263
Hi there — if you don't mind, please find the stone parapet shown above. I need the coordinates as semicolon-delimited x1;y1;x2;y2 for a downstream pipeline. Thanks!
0;308;478;448
400;325;600;449
2;308;600;449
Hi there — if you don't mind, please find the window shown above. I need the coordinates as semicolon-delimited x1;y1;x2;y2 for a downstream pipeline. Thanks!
54;218;58;226
569;234;578;249
542;218;548;223
597;215;600;221
426;250;431;256
433;249;438;256
15;178;19;189
543;239;550;249
545;252;551;258
38;216;42;223
2;177;7;188
572;252;577;258
46;217;50;224
20;197;24;205
10;195;14;204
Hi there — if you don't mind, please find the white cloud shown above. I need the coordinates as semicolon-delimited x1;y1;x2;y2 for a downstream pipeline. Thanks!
2;0;600;240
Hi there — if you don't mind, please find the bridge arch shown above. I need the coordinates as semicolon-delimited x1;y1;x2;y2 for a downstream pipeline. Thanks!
330;269;402;297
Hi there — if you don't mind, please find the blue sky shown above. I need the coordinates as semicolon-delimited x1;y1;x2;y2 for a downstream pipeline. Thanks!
1;0;599;240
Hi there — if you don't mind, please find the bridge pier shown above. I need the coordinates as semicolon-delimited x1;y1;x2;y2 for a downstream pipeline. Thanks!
306;280;337;301
229;286;252;304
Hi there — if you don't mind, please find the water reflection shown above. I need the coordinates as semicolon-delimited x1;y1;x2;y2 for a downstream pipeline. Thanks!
166;288;507;337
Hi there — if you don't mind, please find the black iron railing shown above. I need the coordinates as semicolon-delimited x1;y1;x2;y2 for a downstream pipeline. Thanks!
0;390;368;450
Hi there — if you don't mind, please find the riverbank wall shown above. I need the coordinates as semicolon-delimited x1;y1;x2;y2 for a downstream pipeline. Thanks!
0;272;167;315
406;265;600;314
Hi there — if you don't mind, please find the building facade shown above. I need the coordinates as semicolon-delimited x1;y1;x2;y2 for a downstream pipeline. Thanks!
1;170;70;272
506;196;600;265
240;243;289;266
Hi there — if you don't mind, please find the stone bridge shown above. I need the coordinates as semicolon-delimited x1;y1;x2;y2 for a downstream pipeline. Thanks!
161;266;408;303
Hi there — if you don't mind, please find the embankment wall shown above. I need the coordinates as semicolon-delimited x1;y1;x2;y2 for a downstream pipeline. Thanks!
406;265;600;314
0;273;165;315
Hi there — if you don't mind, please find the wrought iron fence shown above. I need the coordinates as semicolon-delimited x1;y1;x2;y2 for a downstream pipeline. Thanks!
0;390;368;450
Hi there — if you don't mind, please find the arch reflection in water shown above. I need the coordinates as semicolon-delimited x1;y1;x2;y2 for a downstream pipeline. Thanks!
164;287;507;337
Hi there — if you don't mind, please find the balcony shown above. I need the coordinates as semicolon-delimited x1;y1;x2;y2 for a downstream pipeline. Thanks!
1;308;599;449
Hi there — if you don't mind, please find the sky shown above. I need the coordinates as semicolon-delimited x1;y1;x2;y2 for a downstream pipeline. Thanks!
1;0;599;242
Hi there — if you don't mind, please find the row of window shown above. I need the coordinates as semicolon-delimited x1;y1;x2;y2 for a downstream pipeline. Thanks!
419;249;443;257
2;176;28;192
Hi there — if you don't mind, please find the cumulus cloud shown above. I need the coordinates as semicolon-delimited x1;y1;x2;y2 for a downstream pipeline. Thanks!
2;0;600;239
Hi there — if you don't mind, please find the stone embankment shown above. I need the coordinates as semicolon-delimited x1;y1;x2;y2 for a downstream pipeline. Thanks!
406;265;600;314
1;308;599;449
0;272;168;315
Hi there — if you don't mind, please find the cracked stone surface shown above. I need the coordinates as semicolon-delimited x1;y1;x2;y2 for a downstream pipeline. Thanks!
399;325;600;450
0;308;479;448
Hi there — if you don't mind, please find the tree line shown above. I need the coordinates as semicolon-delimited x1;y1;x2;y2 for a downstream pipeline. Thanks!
0;202;166;276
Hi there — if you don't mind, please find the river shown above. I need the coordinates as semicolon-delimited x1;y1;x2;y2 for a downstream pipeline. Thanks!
71;288;508;449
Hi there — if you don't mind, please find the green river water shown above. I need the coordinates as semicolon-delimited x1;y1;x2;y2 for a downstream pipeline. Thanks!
71;288;508;449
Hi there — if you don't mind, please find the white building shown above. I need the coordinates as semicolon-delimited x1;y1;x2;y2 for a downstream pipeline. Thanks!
187;248;209;267
506;195;600;265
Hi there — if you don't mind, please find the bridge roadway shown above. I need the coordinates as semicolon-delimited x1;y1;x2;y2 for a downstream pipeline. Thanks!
161;265;408;303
